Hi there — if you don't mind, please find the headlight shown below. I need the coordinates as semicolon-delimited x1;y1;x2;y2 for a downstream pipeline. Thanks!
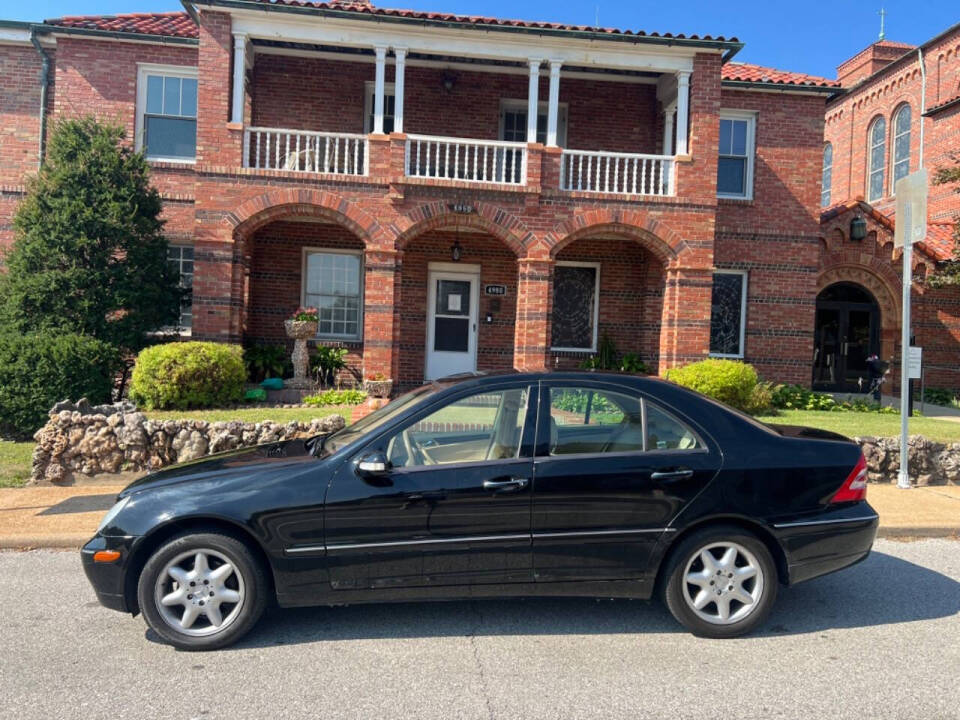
97;496;131;533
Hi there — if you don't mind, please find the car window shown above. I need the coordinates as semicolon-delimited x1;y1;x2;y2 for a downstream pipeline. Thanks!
386;388;529;468
646;403;701;451
548;387;643;455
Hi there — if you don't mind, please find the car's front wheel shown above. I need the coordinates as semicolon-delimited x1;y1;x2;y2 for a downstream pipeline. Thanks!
137;531;267;650
662;525;778;638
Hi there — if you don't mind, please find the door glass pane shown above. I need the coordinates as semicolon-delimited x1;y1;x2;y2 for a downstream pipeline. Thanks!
646;404;700;451
813;308;841;386
386;388;529;468
434;317;469;352
436;280;470;316
845;310;872;381
548;387;642;455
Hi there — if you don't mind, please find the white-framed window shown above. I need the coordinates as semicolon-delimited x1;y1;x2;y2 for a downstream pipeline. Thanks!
891;104;911;192
717;110;756;200
302;248;364;340
551;261;600;352
363;81;395;134
499;99;568;146
135;64;198;162
821;143;833;207
709;270;748;358
867;115;886;202
167;244;194;332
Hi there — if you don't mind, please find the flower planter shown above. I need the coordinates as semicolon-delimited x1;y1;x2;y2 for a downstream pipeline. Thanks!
364;379;393;398
284;319;318;389
284;319;318;340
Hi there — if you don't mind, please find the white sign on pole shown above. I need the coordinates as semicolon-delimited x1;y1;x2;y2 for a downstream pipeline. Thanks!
907;346;923;380
894;169;928;248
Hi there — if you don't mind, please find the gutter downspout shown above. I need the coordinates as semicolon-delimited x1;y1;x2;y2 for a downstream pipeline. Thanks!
917;48;926;170
180;0;201;27
29;27;50;168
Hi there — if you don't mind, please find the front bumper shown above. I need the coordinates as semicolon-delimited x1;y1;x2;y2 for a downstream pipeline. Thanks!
772;502;879;585
81;534;141;613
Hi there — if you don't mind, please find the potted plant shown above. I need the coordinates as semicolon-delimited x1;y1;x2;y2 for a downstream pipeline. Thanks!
363;371;393;398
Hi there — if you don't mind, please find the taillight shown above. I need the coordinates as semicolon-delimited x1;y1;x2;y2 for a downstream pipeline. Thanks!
830;453;868;503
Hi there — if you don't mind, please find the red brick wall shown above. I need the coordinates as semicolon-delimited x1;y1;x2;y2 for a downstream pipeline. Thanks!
0;44;44;187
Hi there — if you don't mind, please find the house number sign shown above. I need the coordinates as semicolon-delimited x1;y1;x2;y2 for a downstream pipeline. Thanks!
484;285;507;296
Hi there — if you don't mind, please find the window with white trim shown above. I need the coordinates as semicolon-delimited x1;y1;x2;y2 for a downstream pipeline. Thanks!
499;99;568;146
717;111;756;199
302;249;363;340
363;82;395;134
821;143;833;207
867;116;886;202
551;261;599;351
167;244;194;331
136;64;198;161
891;104;911;191
709;270;747;358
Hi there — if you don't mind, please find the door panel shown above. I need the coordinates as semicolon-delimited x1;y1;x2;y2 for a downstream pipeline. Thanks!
426;272;478;380
324;384;538;590
532;382;721;582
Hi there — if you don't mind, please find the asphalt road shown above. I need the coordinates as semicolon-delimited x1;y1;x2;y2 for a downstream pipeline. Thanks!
1;539;958;720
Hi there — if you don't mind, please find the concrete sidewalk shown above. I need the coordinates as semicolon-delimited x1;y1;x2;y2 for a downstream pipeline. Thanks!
0;481;956;549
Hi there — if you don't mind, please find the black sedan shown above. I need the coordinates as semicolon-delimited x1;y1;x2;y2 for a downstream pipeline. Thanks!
82;371;878;649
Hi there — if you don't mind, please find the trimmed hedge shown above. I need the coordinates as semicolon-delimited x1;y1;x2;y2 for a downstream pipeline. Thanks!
129;341;246;410
0;332;120;436
665;359;760;413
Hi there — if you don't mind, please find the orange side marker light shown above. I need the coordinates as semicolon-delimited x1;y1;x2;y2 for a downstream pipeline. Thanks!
93;550;122;563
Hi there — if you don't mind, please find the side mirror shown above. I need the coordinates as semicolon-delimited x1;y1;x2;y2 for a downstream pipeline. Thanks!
356;451;392;482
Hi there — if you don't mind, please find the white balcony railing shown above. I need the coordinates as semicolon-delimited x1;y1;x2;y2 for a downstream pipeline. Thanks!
243;127;368;175
405;135;527;185
560;150;674;196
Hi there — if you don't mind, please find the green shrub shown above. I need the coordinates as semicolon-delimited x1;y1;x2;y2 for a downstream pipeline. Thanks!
244;344;291;383
744;381;775;415
0;331;120;436
923;387;958;407
664;359;759;413
311;345;348;387
303;389;367;406
771;384;839;411
129;342;246;410
619;353;649;374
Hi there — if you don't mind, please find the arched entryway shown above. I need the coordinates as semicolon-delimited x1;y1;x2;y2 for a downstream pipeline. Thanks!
813;282;881;392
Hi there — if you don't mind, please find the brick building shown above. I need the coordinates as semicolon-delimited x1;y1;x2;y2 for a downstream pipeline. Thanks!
820;24;960;393
0;0;918;393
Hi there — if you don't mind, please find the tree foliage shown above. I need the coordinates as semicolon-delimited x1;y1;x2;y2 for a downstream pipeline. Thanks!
927;157;960;288
0;116;181;352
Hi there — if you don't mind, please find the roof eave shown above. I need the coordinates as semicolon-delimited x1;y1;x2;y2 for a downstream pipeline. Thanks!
188;0;741;53
923;96;960;117
721;79;841;97
35;23;198;45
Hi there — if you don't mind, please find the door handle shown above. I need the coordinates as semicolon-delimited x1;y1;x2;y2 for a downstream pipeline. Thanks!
651;469;694;481
483;477;529;492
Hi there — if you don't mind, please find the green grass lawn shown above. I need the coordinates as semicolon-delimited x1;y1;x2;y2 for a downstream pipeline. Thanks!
756;409;960;443
0;440;34;488
143;406;352;424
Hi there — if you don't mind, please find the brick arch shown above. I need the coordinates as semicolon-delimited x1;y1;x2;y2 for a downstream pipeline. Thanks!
394;201;531;256
226;189;393;246
817;259;901;332
544;211;683;265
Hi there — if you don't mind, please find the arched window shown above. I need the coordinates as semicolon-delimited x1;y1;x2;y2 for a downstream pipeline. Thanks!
892;104;911;191
821;143;833;207
867;117;886;201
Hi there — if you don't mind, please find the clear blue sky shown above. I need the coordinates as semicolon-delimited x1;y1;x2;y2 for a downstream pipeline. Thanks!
5;0;958;79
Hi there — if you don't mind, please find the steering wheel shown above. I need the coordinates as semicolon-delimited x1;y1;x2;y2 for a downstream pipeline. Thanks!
402;428;435;466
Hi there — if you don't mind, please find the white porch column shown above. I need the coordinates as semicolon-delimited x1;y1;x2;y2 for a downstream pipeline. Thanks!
393;47;407;134
546;60;562;147
527;59;542;143
675;71;690;156
230;32;248;125
662;101;676;155
373;45;387;134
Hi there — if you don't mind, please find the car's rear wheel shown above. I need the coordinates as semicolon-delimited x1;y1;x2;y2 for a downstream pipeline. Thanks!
137;531;267;650
662;525;777;638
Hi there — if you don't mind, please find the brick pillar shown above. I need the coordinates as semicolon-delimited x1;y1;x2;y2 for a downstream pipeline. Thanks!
196;10;242;168
191;222;246;343
362;248;400;380
540;145;562;193
514;258;553;371
675;52;721;202
658;266;713;371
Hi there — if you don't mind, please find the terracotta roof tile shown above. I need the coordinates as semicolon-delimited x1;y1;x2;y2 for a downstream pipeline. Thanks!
721;62;840;88
924;93;960;116
917;223;957;262
44;12;198;39
826;200;957;262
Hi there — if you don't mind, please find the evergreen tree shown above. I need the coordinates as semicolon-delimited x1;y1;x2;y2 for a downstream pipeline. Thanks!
0;116;181;353
927;158;960;288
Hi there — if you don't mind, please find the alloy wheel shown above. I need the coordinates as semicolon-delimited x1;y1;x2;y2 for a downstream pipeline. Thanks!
153;548;246;637
681;541;764;626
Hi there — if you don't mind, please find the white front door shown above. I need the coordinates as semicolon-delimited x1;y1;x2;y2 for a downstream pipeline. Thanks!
425;268;479;380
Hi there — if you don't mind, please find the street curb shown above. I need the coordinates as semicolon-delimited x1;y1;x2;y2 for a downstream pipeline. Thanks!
876;527;960;539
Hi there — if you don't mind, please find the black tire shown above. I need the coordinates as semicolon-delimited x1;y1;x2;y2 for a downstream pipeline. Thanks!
661;525;778;639
137;531;268;650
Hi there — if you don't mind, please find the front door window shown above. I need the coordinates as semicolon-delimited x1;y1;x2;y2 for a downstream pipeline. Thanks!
813;284;880;392
425;271;478;380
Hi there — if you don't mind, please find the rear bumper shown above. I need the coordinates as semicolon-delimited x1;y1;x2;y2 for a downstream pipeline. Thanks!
771;502;878;585
81;534;140;613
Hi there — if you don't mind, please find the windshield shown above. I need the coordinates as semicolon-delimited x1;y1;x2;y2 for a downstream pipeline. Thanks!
322;385;436;454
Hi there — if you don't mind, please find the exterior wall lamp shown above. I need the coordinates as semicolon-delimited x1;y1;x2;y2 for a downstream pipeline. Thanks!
451;239;463;261
850;213;868;241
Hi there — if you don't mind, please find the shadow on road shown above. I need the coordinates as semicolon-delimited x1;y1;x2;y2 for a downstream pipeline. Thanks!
148;550;959;650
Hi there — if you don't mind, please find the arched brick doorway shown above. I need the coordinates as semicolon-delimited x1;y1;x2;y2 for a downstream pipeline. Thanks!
813;282;881;392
